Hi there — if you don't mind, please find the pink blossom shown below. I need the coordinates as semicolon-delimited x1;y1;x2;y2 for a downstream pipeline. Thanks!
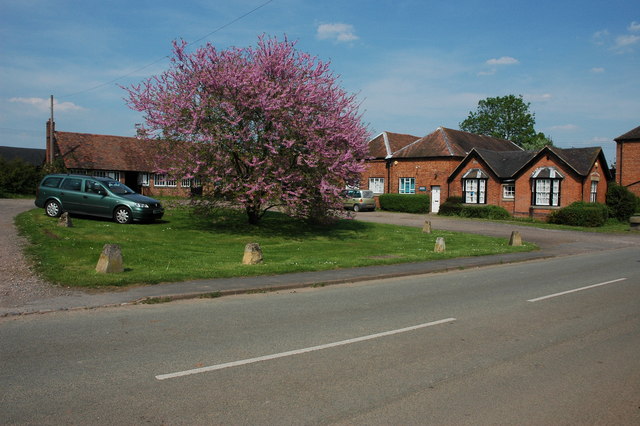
124;35;370;224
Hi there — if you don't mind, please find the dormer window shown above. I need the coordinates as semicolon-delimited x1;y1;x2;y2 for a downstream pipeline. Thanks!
531;167;563;207
462;168;488;204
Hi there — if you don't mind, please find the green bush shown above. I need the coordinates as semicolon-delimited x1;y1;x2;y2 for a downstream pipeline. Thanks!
548;201;609;227
379;193;430;213
606;183;636;221
0;158;41;196
438;196;463;216
460;205;511;220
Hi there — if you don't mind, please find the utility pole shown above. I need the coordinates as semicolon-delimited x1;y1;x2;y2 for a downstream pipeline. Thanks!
49;95;54;164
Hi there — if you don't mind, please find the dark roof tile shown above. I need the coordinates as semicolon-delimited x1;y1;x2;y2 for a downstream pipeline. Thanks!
614;125;640;142
393;127;522;158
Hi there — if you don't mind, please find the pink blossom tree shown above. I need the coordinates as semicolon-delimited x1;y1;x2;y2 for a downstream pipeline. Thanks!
124;36;370;224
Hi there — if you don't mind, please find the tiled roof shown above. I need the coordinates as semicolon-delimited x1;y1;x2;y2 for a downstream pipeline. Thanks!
393;127;522;158
0;146;46;166
368;132;421;158
473;149;536;178
547;146;602;176
458;146;609;181
55;131;163;172
614;125;640;142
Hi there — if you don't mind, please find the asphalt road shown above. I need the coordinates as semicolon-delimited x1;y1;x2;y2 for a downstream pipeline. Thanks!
2;244;639;424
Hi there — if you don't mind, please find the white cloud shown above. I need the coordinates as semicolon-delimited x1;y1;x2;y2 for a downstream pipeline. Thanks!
592;30;609;46
485;56;519;65
524;93;553;102
615;34;640;48
629;21;640;32
550;124;578;131
316;23;359;43
9;97;84;113
590;67;605;73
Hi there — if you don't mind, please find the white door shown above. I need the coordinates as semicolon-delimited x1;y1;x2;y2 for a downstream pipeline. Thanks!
431;186;441;213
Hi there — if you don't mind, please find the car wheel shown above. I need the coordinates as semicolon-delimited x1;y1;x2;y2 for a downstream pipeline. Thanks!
114;206;133;224
45;200;62;218
353;204;361;212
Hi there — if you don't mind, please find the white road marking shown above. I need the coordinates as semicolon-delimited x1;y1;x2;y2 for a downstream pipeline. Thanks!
156;317;456;380
527;278;627;303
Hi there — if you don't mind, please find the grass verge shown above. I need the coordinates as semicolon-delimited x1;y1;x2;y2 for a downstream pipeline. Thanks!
15;206;536;288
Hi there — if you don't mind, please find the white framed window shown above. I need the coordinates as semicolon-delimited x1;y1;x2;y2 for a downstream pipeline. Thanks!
369;177;385;194
181;178;192;188
462;169;488;204
463;179;487;203
590;181;598;203
533;179;561;206
154;174;167;187
154;174;177;188
399;177;415;194
92;170;120;180
531;167;563;207
139;173;150;187
503;184;515;199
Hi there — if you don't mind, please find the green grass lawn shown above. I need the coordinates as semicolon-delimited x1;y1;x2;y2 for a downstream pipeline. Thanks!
15;206;536;288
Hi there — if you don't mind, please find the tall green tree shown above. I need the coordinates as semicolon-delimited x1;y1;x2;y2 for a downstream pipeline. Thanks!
459;94;553;150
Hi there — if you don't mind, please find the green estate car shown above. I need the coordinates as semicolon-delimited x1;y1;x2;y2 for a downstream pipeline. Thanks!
341;189;376;212
35;174;164;224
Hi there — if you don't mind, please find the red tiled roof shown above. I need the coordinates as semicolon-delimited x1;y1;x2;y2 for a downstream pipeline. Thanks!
368;132;421;158
393;127;522;158
54;131;164;172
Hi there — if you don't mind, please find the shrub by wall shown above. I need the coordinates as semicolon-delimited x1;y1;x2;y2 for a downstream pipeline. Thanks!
548;201;609;227
606;183;637;221
459;205;511;220
438;196;463;216
379;193;430;213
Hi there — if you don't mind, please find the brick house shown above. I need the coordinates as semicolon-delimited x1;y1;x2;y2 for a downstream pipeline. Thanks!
448;146;610;218
614;125;640;197
46;121;199;197
361;127;522;212
360;126;611;218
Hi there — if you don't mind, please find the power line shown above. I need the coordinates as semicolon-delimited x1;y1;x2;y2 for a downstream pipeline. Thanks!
59;0;275;99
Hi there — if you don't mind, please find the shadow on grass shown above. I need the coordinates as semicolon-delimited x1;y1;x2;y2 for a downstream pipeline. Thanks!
178;206;375;241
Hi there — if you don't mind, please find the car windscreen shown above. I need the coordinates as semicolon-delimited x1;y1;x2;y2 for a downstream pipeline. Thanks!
361;191;374;198
104;180;135;195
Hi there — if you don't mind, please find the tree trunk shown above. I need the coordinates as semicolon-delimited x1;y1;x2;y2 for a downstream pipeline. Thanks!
245;204;262;225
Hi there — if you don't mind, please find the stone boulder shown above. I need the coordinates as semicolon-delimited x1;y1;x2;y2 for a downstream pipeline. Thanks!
58;212;73;228
242;243;263;265
509;231;522;246
434;237;446;253
96;244;124;274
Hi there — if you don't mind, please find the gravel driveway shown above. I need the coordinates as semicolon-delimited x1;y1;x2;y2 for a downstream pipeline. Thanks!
0;199;78;308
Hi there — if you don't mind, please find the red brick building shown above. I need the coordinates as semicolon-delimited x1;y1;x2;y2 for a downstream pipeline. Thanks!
614;125;640;197
361;127;522;213
448;146;610;218
360;127;611;218
46;121;197;197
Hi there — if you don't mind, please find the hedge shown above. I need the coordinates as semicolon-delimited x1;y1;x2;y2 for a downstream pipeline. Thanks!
548;201;609;227
437;196;510;219
459;205;511;220
379;193;431;213
438;196;463;216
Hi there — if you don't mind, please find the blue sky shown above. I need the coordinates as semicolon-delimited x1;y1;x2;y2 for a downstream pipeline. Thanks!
1;0;638;165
